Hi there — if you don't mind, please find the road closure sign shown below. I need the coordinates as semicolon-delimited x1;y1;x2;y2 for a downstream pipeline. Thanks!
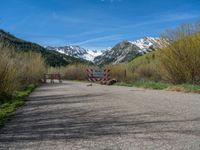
86;68;111;84
92;69;104;78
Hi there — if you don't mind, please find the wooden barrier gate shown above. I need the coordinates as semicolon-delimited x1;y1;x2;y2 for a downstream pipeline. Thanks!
86;68;111;85
44;73;62;83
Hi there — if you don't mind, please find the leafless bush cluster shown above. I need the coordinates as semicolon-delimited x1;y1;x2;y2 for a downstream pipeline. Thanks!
48;64;90;81
0;48;46;96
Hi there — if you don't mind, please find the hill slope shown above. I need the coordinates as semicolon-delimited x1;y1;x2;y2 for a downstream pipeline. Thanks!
0;29;90;66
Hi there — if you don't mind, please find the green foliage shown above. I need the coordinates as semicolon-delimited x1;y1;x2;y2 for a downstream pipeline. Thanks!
132;81;171;90
128;51;161;81
0;29;91;67
0;84;36;127
127;22;200;85
116;81;171;90
128;51;157;72
159;32;200;84
180;84;200;92
116;81;200;93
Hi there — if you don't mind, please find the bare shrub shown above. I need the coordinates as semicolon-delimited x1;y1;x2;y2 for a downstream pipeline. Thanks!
161;22;200;41
0;48;18;95
107;64;134;82
0;48;46;97
48;64;90;81
17;52;46;85
134;63;160;81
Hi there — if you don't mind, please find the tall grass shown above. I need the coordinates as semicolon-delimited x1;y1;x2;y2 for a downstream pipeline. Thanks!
17;52;46;85
48;64;91;80
0;48;46;98
48;63;134;82
128;52;161;81
0;48;18;95
106;64;134;82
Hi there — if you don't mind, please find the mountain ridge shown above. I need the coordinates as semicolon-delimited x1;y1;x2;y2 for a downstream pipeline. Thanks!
46;45;103;62
46;37;167;64
0;29;91;66
0;29;168;66
94;37;168;65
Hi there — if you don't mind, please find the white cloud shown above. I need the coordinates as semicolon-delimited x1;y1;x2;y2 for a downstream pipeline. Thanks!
52;12;83;23
108;12;200;31
72;34;123;45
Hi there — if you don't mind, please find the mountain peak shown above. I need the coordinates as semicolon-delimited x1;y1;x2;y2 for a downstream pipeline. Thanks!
46;45;103;62
46;37;168;65
94;37;168;65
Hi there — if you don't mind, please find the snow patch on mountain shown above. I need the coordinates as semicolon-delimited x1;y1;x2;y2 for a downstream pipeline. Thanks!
94;37;168;64
82;50;103;61
46;45;103;62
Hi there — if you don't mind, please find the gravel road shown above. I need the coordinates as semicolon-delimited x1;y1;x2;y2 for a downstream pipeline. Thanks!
0;81;200;150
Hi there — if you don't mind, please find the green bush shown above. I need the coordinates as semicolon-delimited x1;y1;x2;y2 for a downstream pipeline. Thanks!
0;84;36;127
128;52;161;81
159;32;200;84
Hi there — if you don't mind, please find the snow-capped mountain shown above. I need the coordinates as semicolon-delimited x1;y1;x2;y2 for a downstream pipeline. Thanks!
46;45;103;62
94;37;168;64
46;37;168;64
129;37;168;53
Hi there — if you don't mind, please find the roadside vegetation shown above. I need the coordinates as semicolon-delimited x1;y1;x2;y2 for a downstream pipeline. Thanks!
116;22;200;92
0;48;46;126
51;22;200;93
0;84;36;126
48;64;92;81
116;81;200;93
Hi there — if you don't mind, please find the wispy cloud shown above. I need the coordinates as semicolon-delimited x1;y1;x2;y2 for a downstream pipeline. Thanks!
154;12;199;23
72;34;123;45
64;30;106;38
70;12;199;46
51;12;84;23
106;12;200;31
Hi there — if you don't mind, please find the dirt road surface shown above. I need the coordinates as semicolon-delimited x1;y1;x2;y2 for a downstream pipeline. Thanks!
0;81;200;150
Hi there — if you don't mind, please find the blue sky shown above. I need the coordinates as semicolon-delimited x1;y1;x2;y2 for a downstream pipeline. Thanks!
0;0;200;49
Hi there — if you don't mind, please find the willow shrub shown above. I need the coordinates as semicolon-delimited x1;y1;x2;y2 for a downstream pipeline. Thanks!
0;48;46;97
16;52;46;85
48;64;90;81
0;48;18;96
106;64;134;82
158;33;200;84
128;52;162;81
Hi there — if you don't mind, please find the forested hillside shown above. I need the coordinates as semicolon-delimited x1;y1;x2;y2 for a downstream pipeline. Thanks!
0;29;90;67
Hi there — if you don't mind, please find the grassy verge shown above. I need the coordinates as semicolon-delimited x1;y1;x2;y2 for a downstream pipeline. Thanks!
115;81;200;93
0;84;37;127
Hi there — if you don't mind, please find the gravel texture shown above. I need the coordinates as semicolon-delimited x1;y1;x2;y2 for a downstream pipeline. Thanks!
0;81;200;150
